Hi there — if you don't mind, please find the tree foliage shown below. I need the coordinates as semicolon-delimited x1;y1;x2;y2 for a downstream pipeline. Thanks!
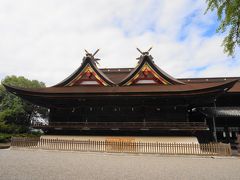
205;0;240;56
0;76;48;133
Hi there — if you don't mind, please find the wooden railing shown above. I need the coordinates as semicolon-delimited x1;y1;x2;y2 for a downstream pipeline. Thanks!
11;137;231;156
32;121;208;130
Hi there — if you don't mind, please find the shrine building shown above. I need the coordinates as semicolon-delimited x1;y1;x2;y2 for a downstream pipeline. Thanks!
4;50;240;144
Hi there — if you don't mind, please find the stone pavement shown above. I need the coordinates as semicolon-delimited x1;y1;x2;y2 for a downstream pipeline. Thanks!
0;149;239;180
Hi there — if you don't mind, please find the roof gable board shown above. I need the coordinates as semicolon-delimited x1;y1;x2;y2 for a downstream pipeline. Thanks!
66;64;108;86
54;57;115;87
118;55;185;86
125;62;170;85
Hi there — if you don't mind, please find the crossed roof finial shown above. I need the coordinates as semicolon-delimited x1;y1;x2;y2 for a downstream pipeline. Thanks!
84;49;100;65
136;47;152;60
136;47;152;56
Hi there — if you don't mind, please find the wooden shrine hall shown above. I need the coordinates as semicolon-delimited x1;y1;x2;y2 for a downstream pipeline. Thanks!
4;49;240;144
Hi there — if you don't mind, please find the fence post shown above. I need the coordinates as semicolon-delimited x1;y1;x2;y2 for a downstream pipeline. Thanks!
228;143;232;156
11;137;14;147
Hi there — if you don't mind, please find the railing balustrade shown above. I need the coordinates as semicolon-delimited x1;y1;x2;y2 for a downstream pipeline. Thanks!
32;121;208;130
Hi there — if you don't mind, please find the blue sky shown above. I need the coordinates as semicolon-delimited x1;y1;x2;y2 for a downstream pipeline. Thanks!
0;0;239;86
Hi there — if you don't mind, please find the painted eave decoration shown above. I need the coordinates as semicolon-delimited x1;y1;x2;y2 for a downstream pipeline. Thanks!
125;62;172;86
66;64;109;86
118;48;185;86
53;50;115;87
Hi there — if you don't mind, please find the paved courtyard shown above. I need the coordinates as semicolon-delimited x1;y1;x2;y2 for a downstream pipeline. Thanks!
0;149;240;180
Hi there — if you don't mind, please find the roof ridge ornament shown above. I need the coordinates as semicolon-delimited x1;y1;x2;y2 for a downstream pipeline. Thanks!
84;49;100;65
136;47;152;60
136;47;154;64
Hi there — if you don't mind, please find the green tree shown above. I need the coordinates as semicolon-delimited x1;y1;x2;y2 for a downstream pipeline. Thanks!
0;75;48;133
205;0;240;56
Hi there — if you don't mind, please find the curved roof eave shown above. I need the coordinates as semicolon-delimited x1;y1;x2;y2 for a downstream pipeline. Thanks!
3;80;238;97
2;80;238;108
53;56;115;87
118;55;185;86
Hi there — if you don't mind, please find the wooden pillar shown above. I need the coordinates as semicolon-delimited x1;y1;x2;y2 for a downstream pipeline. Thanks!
85;106;88;124
212;116;217;142
186;106;190;122
212;100;217;142
143;100;146;125
28;105;36;126
225;127;231;143
49;108;54;124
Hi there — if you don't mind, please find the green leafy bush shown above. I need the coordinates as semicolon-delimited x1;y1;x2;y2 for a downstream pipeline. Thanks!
0;75;48;134
0;133;12;143
0;133;42;143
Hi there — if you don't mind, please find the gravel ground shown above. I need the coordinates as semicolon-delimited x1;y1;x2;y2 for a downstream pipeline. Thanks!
0;149;240;180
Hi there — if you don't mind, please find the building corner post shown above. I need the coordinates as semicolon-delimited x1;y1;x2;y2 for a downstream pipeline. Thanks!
213;99;217;142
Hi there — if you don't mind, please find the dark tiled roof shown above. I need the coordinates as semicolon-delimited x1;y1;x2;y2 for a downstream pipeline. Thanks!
4;80;237;96
100;68;240;92
101;70;131;84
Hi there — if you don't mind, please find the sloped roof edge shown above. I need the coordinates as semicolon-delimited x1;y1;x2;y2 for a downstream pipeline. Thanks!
53;56;115;87
118;55;185;86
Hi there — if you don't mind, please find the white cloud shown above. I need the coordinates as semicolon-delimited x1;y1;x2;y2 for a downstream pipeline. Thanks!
0;0;238;86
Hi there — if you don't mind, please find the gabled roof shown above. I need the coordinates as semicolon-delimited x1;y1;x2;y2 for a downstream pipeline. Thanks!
3;50;240;108
3;80;237;108
54;56;115;87
98;70;240;92
3;48;240;108
118;55;185;86
4;80;237;97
